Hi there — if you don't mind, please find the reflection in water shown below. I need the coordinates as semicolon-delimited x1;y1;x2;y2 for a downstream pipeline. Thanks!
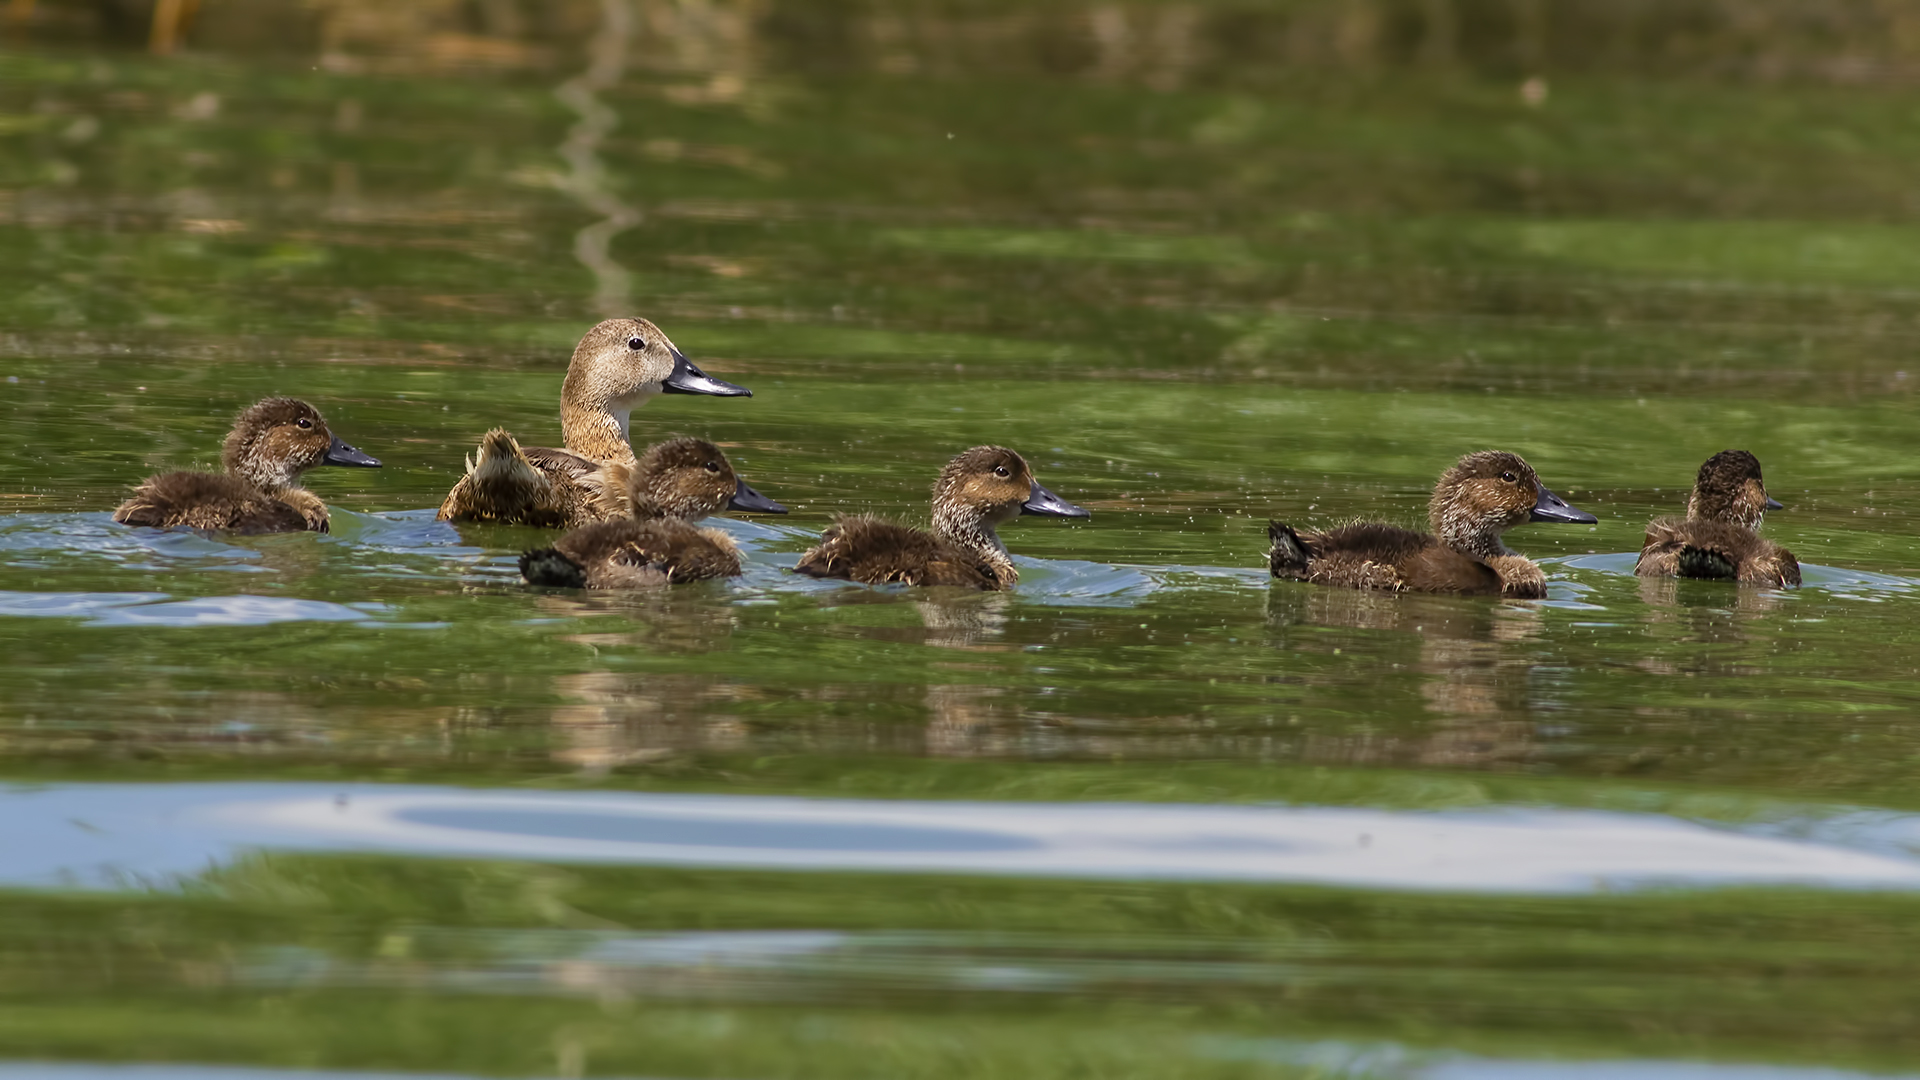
554;0;641;317
9;782;1920;893
548;670;750;774
1268;586;1552;770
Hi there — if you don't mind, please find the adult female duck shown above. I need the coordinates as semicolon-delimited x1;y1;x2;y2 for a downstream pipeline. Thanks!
1268;450;1595;598
439;318;750;528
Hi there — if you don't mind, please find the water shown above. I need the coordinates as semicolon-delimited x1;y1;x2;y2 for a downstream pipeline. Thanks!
7;1;1920;1076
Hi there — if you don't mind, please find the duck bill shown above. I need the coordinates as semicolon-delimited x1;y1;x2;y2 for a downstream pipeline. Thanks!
727;478;787;514
1021;481;1090;519
662;347;752;397
1529;485;1595;524
322;435;381;468
1764;496;1785;511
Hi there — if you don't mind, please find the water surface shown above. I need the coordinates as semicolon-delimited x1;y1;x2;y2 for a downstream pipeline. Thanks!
5;1;1920;1076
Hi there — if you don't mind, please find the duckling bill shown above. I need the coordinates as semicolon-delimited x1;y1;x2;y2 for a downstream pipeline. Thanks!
1268;450;1595;599
112;397;380;534
793;446;1088;590
519;437;786;589
1636;449;1799;586
440;318;751;529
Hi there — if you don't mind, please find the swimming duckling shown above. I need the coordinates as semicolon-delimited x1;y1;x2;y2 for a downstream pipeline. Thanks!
793;446;1089;590
1268;450;1596;599
438;318;750;528
1636;450;1799;586
518;437;786;589
112;397;380;534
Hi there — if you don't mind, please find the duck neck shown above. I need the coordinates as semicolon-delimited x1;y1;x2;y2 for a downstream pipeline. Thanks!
932;504;1017;587
1433;512;1512;561
230;454;302;495
560;389;649;464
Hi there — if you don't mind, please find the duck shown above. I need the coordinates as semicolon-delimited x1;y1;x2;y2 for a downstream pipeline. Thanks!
112;397;380;534
438;317;751;528
518;436;787;589
793;445;1089;590
1635;449;1799;586
1268;450;1596;599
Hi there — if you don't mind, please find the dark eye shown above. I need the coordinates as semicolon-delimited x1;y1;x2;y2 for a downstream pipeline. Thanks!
1499;471;1516;483
993;465;1011;478
628;337;645;350
703;461;721;473
297;418;313;429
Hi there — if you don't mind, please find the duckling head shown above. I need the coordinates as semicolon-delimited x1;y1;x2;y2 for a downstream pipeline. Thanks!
1429;449;1593;558
1689;449;1781;528
628;436;786;521
931;446;1089;542
561;319;751;453
221;398;380;491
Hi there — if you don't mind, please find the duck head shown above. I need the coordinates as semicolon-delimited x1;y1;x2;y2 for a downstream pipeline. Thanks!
628;436;786;521
931;445;1090;539
1429;449;1594;558
1688;449;1780;528
220;397;380;491
560;318;751;457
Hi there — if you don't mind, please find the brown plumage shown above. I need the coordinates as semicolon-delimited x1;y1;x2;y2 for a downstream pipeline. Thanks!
112;397;381;534
1268;450;1596;599
518;437;786;589
439;318;751;527
793;445;1089;591
1636;450;1800;586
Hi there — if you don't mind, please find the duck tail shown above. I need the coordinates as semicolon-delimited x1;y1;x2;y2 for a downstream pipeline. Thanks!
439;429;550;522
519;547;588;589
1677;544;1738;580
1267;521;1311;579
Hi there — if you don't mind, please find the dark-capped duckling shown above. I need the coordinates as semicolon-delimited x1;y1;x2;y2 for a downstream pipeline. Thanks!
1636;450;1799;586
1269;450;1596;599
113;397;380;534
793;446;1089;590
439;318;751;528
518;437;786;589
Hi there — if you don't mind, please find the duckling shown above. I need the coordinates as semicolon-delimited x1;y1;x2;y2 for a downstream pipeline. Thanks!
793;446;1089;590
1268;450;1596;599
113;397;380;534
438;318;750;528
1636;450;1799;586
518;437;786;589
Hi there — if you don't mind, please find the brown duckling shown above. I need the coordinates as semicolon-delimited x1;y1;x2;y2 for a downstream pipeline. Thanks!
518;437;786;589
113;397;380;534
1268;450;1596;599
1636;450;1799;586
793;446;1089;590
438;318;750;528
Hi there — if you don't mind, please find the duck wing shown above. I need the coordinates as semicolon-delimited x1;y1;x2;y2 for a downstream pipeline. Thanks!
114;472;312;534
1271;520;1501;595
521;519;743;589
795;515;999;589
440;429;622;528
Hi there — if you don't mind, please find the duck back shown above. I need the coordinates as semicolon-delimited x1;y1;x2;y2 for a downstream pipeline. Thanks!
794;515;1002;589
114;472;317;534
520;518;742;589
1269;521;1503;595
438;429;626;528
1638;517;1801;586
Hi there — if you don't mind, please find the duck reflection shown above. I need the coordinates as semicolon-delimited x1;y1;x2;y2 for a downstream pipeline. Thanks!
1267;586;1548;768
918;591;1023;756
548;670;752;775
531;588;739;654
1631;573;1780;677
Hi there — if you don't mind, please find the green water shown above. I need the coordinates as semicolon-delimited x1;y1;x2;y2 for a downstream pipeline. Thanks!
7;1;1920;1076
